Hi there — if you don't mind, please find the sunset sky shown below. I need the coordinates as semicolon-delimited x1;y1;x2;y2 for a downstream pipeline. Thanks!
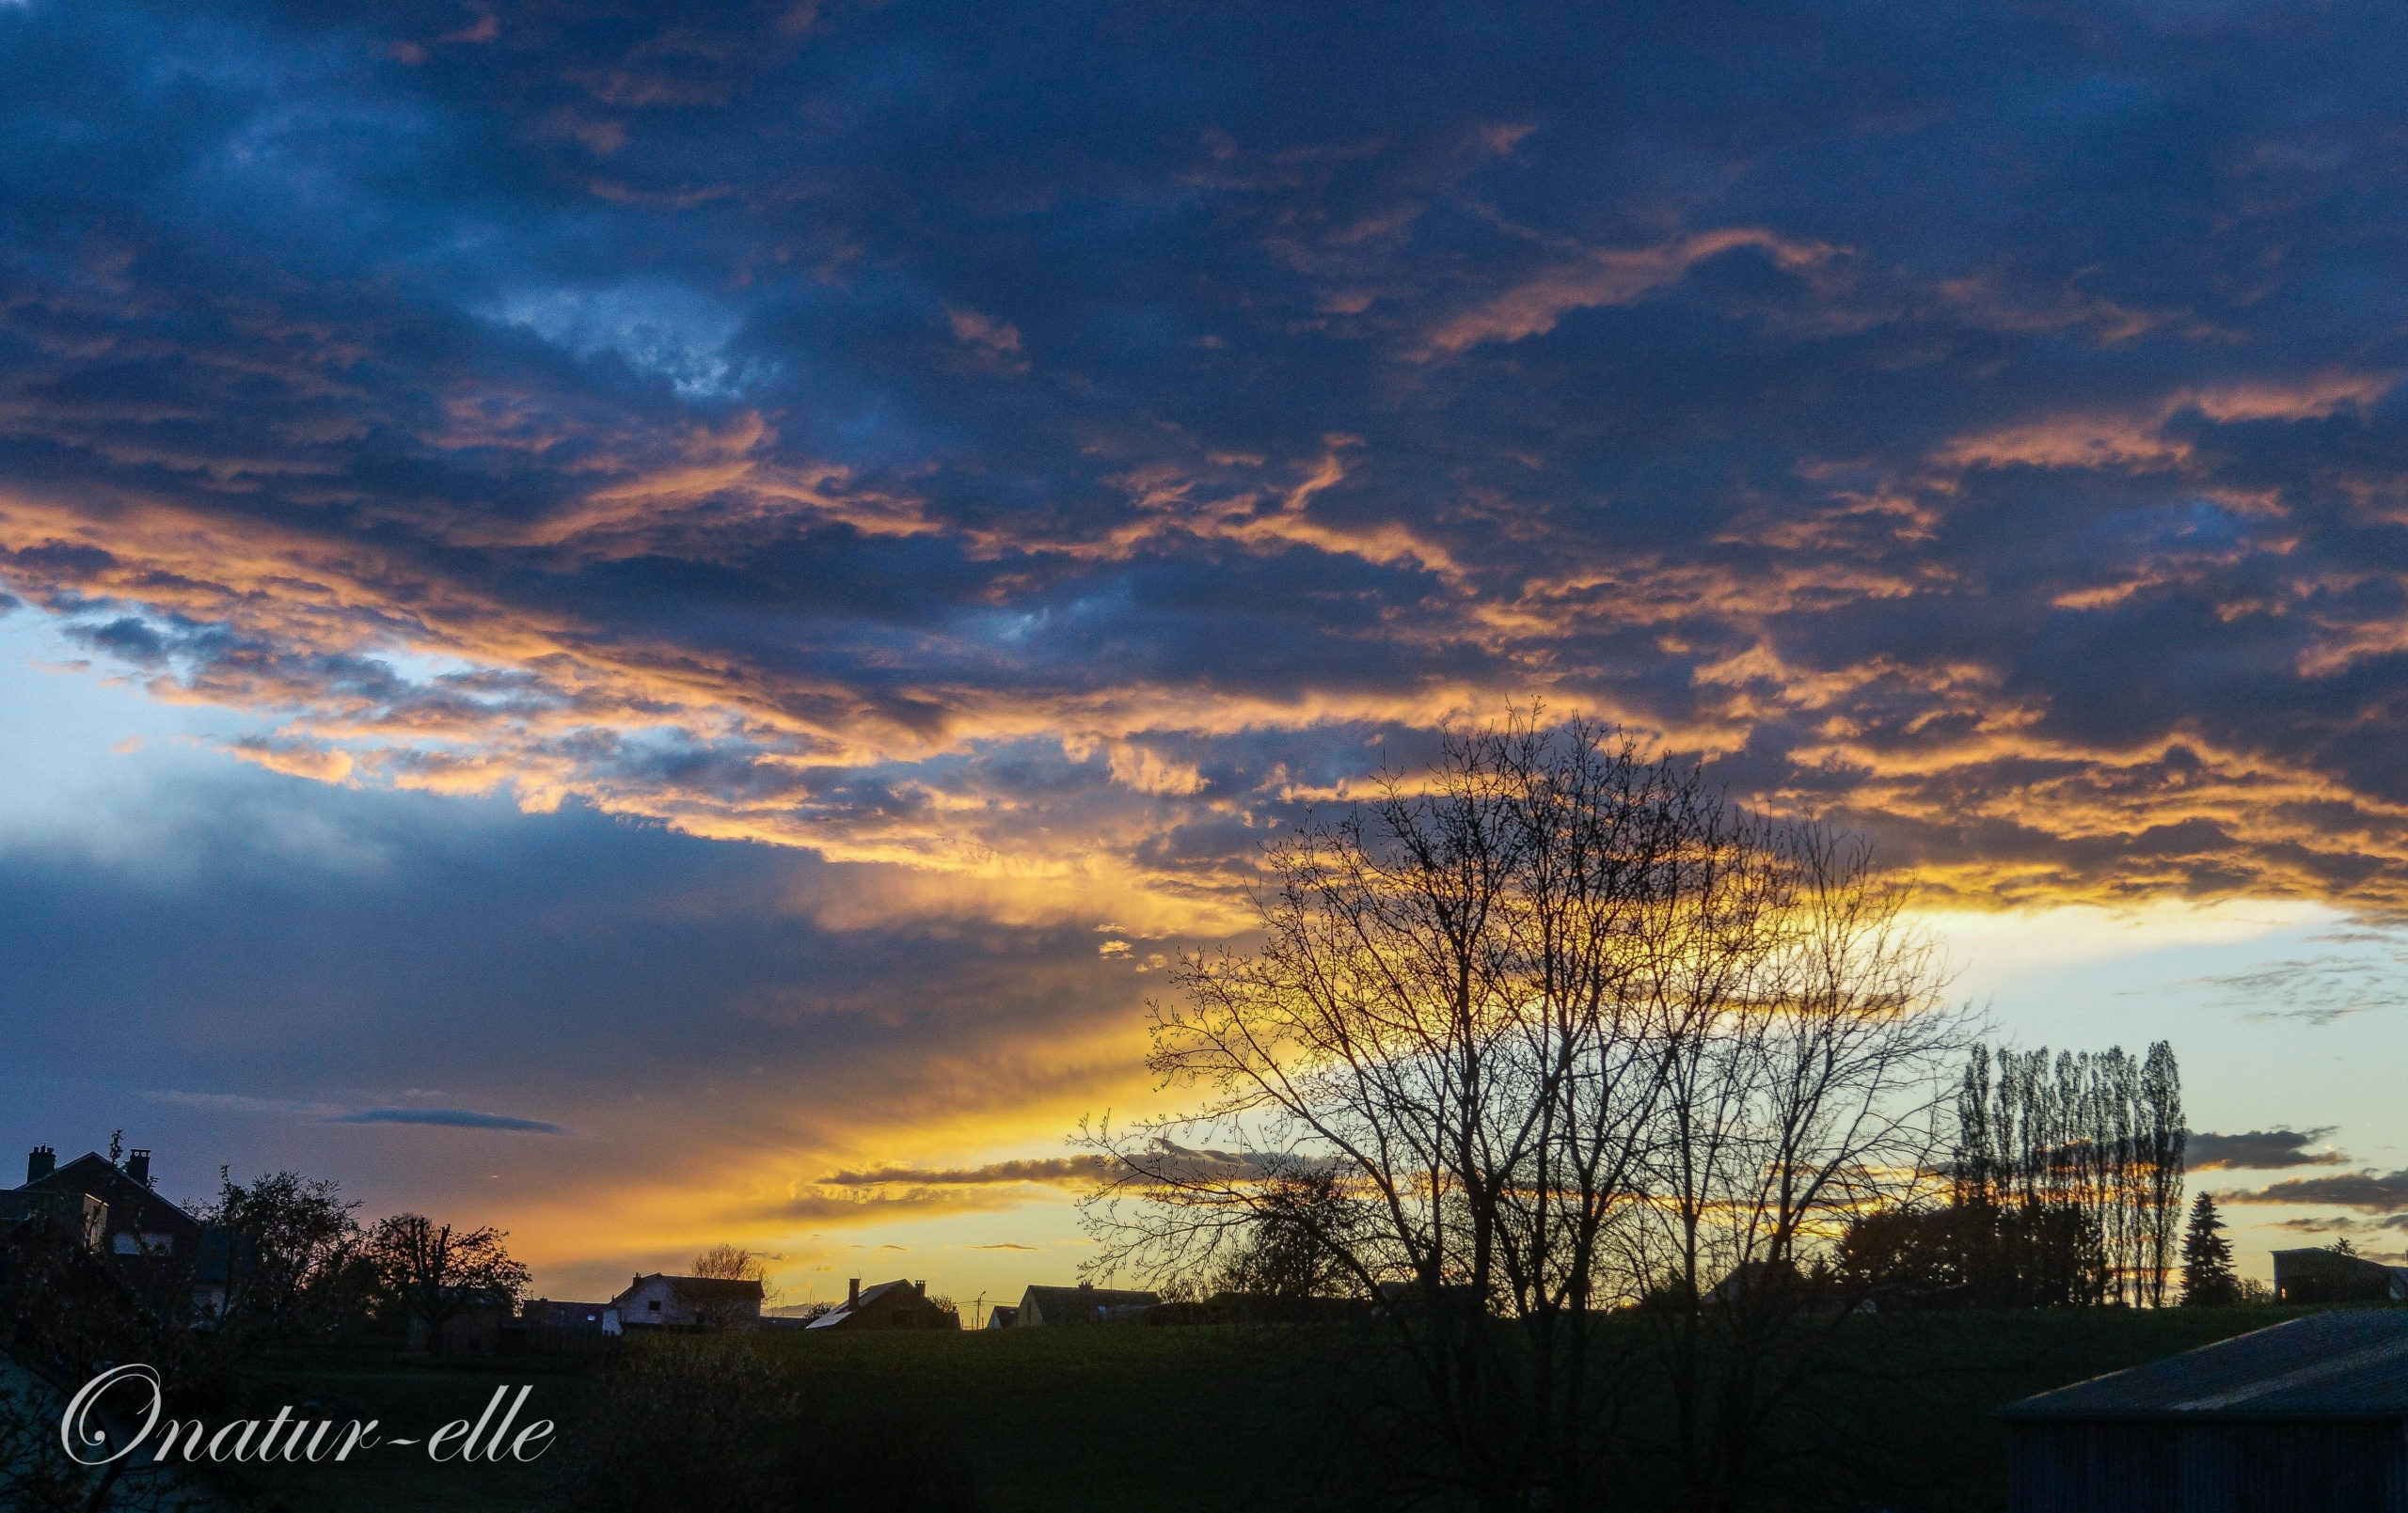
4;0;2407;1306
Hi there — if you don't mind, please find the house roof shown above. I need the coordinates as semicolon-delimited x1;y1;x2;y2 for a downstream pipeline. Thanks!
1021;1284;1160;1316
2000;1311;2408;1421
524;1300;614;1323
17;1154;202;1236
674;1276;766;1300
616;1273;765;1301
806;1278;930;1327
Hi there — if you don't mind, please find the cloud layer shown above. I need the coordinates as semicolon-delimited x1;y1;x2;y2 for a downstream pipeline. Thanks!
3;0;2408;924
330;1108;570;1134
2222;1170;2408;1214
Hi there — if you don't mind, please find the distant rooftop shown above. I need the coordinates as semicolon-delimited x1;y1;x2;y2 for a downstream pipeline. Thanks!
2001;1311;2408;1421
620;1273;765;1300
1022;1284;1160;1309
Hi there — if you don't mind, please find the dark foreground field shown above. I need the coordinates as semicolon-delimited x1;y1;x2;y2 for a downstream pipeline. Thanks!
224;1306;2325;1513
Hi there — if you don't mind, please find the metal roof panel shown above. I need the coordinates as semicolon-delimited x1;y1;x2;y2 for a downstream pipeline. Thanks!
2001;1311;2408;1420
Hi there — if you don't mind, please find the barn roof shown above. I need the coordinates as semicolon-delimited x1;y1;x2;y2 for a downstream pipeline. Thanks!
2001;1311;2408;1421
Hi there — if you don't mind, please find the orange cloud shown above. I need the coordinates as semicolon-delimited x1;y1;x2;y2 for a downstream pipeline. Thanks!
1418;228;1844;355
1932;371;2396;475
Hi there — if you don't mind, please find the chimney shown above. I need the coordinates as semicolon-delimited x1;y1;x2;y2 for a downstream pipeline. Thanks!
126;1150;151;1187
26;1145;54;1185
914;1280;926;1295
1078;1281;1093;1291
848;1278;861;1306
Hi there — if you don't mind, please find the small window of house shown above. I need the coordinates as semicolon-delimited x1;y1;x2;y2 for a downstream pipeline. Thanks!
647;1300;661;1313
113;1233;139;1254
139;1233;173;1255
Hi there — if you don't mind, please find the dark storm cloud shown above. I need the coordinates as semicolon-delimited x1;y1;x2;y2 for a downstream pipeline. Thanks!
2186;1128;2348;1171
7;0;2408;925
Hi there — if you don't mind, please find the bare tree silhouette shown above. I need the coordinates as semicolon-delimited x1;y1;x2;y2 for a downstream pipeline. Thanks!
1078;717;1964;1513
361;1213;530;1352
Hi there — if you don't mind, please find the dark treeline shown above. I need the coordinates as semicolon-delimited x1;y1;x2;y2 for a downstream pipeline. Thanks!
1842;1041;2187;1308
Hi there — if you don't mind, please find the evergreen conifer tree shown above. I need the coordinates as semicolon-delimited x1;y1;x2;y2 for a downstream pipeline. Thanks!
2179;1192;2240;1306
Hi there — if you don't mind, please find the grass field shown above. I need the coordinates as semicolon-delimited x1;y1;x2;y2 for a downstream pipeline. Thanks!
217;1305;2335;1513
216;1348;595;1513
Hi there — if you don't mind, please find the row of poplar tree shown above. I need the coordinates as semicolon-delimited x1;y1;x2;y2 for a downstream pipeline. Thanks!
1839;1040;2204;1306
1949;1041;2191;1306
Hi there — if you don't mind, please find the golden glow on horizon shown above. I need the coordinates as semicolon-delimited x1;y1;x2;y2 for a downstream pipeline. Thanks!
449;891;2382;1301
